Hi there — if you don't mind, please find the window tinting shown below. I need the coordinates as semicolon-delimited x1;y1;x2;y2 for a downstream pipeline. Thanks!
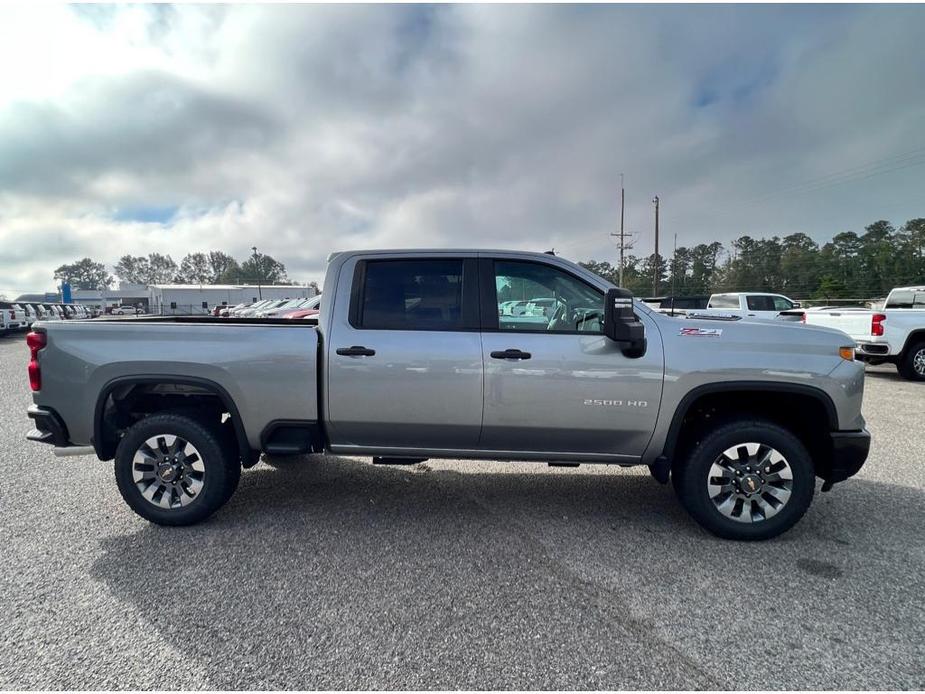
885;290;925;308
494;261;603;333
746;295;775;311
360;259;465;330
709;295;739;308
772;296;793;311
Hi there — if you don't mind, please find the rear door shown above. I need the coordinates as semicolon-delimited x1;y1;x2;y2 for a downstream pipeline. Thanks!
478;256;663;460
326;255;484;451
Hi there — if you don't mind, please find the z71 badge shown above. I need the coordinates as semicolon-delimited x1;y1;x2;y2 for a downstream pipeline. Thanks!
679;327;723;337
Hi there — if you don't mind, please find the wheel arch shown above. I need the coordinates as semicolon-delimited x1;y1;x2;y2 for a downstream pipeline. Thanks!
93;375;249;461
900;329;925;358
661;381;839;478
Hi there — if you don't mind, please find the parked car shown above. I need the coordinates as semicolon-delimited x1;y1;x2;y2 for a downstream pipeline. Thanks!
19;303;37;328
281;308;320;321
29;304;48;322
233;300;277;317
277;295;322;319
702;292;801;320
802;285;925;380
39;304;60;321
240;299;289;317
256;298;314;318
26;248;869;540
0;301;24;332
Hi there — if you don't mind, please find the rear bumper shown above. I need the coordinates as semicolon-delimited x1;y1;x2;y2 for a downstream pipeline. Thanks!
826;428;871;483
26;405;71;447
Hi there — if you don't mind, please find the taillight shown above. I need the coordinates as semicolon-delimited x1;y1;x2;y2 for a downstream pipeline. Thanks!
26;331;46;391
800;311;806;324
871;313;886;337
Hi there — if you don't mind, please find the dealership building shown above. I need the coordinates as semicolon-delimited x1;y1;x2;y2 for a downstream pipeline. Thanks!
148;284;318;315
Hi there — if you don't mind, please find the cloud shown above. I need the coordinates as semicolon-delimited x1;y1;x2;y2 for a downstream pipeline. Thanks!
1;4;923;295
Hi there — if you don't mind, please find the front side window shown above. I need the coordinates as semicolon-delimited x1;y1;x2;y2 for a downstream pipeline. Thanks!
493;260;603;333
746;295;775;311
772;296;794;311
357;259;467;331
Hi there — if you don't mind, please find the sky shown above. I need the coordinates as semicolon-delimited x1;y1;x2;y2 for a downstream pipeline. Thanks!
1;3;924;294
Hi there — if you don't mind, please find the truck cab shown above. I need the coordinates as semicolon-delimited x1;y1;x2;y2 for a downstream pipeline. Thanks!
706;292;799;320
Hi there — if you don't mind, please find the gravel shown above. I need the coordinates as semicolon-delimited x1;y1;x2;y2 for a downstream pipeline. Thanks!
0;331;922;689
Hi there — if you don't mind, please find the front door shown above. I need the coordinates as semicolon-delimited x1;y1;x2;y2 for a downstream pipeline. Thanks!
326;255;484;452
479;257;663;460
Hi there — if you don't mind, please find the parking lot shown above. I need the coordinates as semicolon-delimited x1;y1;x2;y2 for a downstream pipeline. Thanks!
0;331;923;689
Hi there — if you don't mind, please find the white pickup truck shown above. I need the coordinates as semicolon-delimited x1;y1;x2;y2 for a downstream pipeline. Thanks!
802;286;925;381
704;293;801;321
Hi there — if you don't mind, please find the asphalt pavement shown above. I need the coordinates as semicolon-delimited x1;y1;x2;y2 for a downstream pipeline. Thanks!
0;331;922;689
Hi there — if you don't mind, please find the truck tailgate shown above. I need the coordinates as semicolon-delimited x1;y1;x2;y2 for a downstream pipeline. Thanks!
803;310;872;341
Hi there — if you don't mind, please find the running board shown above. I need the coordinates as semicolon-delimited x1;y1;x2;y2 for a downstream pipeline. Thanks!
372;457;428;466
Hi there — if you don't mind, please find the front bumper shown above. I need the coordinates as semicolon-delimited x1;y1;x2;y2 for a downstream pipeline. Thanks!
26;405;71;447
826;428;871;484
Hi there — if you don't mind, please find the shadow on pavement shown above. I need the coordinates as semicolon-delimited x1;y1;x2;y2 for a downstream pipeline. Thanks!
91;454;925;689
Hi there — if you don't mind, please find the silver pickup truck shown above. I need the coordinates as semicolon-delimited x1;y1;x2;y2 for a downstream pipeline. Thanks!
25;249;871;540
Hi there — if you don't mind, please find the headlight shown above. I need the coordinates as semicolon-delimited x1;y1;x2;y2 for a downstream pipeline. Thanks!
839;346;855;361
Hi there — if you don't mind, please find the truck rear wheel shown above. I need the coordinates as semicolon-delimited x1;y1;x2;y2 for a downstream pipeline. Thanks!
114;413;240;526
898;342;925;381
672;419;815;541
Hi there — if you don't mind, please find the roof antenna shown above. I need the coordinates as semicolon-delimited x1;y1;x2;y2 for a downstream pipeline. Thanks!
544;248;556;255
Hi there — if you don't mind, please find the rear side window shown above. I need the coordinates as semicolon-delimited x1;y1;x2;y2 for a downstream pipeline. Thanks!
710;295;739;308
354;259;474;331
885;290;925;308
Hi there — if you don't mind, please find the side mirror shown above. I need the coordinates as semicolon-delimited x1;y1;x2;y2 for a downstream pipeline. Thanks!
792;301;802;309
603;288;646;358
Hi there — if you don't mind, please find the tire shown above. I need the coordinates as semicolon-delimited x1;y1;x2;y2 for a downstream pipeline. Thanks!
672;419;815;541
898;342;925;381
114;413;240;526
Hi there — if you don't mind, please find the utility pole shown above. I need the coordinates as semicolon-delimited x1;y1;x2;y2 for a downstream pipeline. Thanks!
251;246;262;300
652;195;660;296
670;232;678;301
610;174;633;287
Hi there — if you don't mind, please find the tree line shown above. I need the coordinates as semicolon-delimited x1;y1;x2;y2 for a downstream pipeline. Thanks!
53;250;302;290
580;217;925;300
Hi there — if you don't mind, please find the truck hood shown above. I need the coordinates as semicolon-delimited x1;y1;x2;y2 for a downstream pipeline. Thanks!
678;314;855;344
654;311;858;380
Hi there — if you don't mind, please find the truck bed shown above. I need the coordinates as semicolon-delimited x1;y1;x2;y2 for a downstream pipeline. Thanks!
30;319;320;452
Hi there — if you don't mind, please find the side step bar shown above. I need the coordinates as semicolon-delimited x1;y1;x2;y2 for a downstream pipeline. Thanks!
372;457;428;466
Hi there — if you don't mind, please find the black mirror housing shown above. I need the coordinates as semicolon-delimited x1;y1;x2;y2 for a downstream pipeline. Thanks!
604;288;646;358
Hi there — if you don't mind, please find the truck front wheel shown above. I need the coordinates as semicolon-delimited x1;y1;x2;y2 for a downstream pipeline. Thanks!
898;342;925;381
114;413;241;526
672;420;815;541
